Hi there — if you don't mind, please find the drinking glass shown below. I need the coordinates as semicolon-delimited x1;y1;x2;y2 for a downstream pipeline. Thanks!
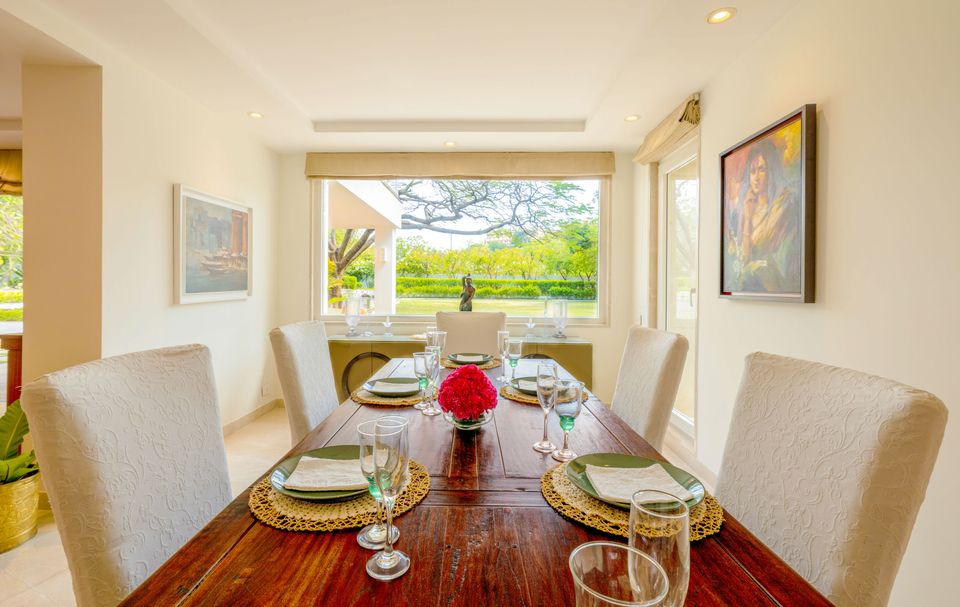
426;329;447;353
506;338;523;382
413;352;431;411
366;419;411;580
532;363;558;453
496;330;511;382
629;491;690;607
551;299;568;339
356;418;404;549
345;295;361;337
568;541;669;607
421;347;442;417
552;380;583;462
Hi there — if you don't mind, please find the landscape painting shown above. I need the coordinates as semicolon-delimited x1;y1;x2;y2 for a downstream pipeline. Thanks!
720;104;816;302
175;185;251;304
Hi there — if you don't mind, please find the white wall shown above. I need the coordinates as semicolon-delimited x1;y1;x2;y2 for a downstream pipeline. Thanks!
695;0;960;603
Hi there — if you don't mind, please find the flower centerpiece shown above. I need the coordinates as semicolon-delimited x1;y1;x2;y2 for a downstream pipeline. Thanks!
437;364;498;431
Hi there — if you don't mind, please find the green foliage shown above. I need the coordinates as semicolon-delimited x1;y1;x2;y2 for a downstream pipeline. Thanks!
396;277;596;300
0;309;22;322
0;291;22;304
0;195;23;289
0;401;38;484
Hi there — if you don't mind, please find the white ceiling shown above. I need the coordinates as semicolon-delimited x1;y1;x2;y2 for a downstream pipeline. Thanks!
25;0;798;153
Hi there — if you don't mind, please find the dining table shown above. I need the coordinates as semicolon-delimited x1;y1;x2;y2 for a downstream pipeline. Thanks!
121;358;832;606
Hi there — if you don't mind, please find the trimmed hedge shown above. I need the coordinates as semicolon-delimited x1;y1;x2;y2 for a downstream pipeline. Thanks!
0;291;22;304
0;308;22;321
396;277;596;300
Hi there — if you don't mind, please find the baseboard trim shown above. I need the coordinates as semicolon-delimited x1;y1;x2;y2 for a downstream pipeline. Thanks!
222;399;284;437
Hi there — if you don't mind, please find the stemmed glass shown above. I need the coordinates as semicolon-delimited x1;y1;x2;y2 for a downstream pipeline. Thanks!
496;330;510;383
552;380;584;462
629;490;690;607
506;338;523;383
421;347;442;417
532;363;558;454
568;541;669;607
356;417;404;549
413;352;431;411
366;418;411;580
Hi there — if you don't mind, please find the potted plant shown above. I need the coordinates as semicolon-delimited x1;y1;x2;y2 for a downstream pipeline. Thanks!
0;400;40;552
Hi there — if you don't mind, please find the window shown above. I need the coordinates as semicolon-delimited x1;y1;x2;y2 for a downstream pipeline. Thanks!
315;177;606;320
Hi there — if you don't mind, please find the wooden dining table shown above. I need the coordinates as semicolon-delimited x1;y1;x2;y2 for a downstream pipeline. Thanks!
122;358;832;606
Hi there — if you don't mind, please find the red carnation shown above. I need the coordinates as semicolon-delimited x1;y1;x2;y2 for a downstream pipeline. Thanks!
438;364;498;421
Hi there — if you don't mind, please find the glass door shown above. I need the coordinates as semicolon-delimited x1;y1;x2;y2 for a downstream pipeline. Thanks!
659;141;699;439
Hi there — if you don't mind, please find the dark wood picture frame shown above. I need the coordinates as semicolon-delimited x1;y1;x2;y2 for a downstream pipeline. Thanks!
719;104;816;303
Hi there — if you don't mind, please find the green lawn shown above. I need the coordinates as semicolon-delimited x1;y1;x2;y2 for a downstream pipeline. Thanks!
395;297;598;318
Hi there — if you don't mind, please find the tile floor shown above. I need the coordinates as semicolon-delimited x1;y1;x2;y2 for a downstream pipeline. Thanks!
0;406;292;607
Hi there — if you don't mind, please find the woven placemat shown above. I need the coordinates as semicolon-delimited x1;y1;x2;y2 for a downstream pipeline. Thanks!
249;461;430;532
442;358;502;370
540;463;722;541
499;385;590;405
351;389;423;407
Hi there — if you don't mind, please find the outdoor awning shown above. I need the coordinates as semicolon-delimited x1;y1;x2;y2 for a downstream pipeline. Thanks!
0;150;22;195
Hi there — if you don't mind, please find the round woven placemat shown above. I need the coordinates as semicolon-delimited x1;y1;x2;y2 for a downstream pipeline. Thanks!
499;385;590;405
540;463;722;541
350;389;423;407
442;358;502;370
249;461;430;532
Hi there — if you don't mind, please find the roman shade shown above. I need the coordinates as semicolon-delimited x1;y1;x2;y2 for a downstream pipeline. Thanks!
633;93;701;164
304;152;615;179
0;150;22;195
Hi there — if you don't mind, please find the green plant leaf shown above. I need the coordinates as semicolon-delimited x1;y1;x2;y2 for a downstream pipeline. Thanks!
0;450;36;483
0;400;29;460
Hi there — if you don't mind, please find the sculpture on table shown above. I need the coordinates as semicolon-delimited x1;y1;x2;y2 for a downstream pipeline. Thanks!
459;275;475;311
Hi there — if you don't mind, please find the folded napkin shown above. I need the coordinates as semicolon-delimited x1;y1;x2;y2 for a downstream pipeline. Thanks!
454;354;486;362
517;379;538;392
369;380;416;394
283;457;368;492
584;464;694;504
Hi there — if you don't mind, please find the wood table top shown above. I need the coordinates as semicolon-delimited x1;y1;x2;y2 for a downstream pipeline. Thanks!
121;358;832;607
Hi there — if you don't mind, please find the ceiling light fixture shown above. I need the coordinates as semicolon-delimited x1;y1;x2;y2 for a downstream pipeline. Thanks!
444;141;457;148
247;111;264;119
624;114;640;122
706;7;737;24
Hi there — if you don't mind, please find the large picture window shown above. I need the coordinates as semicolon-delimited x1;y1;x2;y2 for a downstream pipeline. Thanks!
315;177;606;320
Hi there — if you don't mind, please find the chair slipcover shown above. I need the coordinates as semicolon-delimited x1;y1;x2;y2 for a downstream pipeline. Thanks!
715;352;947;607
435;311;506;357
270;320;339;444
20;345;231;607
609;326;688;451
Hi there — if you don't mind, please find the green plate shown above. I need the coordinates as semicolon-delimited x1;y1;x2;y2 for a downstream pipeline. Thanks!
269;445;368;502
511;376;538;395
448;352;493;365
565;453;705;510
362;377;420;397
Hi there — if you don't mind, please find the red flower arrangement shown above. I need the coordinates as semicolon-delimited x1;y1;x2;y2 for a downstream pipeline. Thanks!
438;364;498;421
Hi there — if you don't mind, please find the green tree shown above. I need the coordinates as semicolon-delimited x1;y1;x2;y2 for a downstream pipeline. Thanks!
0;195;23;289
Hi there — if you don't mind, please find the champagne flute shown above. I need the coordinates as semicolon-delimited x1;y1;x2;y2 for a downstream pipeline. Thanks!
552;380;583;462
629;490;690;607
366;419;411;580
496;330;510;382
422;347;442;417
413;352;430;411
356;418;404;549
506;338;523;383
532;363;558;453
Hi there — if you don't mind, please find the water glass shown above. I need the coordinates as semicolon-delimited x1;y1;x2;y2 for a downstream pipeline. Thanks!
366;419;411;580
426;329;447;354
356;417;405;549
421;347;442;417
629;491;690;607
552;380;584;462
532;363;558;454
568;541;669;607
413;352;431;410
496;330;511;382
506;338;523;382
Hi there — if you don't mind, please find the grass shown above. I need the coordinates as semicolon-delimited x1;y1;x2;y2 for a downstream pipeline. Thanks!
394;297;598;318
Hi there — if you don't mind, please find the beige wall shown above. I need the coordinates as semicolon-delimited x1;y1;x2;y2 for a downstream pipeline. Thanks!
21;65;102;380
695;0;960;603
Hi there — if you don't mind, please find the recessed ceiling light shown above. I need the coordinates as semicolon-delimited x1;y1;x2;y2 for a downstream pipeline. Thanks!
247;111;264;119
624;114;640;122
444;141;457;148
706;7;737;24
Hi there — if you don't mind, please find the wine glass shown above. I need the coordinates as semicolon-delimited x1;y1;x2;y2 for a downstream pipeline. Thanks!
365;419;411;580
629;490;690;607
552;380;583;462
532;363;558;454
356;418;404;549
421;347;442;417
525;317;537;338
382;315;393;337
496;330;510;382
506;338;523;382
413;352;431;411
568;541;669;607
345;295;361;337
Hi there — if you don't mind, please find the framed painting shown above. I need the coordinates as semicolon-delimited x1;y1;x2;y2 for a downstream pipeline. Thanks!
720;104;816;302
174;185;252;304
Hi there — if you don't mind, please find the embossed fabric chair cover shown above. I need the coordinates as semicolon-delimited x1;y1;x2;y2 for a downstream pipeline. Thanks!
270;320;339;444
715;352;947;607
435;311;506;358
610;326;688;451
20;345;231;607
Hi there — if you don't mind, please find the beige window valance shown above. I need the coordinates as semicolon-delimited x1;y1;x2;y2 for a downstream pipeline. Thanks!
633;94;701;164
304;152;615;179
0;150;22;195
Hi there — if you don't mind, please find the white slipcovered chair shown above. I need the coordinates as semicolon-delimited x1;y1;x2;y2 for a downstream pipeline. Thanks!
20;344;231;607
270;320;339;444
715;352;947;607
609;326;689;451
435;311;506;357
